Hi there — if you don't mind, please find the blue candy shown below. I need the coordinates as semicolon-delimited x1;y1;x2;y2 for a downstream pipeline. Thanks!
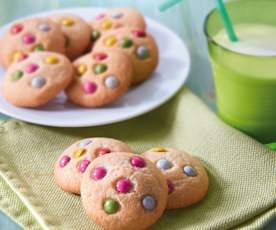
79;139;92;147
183;165;197;177
156;159;172;170
142;195;156;210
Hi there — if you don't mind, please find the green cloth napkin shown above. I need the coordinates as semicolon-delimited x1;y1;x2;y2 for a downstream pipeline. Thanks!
0;88;275;230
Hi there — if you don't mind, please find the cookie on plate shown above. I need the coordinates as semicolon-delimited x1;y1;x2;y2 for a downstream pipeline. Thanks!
81;152;168;230
3;51;73;107
93;27;158;85
50;14;92;60
0;17;65;68
90;8;146;42
65;49;133;107
54;138;132;194
143;147;209;209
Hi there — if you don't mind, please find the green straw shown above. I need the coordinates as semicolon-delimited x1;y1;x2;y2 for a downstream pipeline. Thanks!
159;0;238;42
159;0;183;12
216;0;238;42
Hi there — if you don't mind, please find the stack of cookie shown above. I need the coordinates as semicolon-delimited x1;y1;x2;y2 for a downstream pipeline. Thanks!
0;8;159;108
54;138;209;230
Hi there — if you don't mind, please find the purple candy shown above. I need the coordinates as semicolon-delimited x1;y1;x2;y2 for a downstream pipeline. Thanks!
83;81;97;94
25;63;39;73
91;166;107;180
59;155;70;168
116;178;132;193
78;160;91;173
130;156;146;168
22;33;36;44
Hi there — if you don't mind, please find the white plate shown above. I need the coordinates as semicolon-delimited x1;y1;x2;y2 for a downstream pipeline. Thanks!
0;7;190;127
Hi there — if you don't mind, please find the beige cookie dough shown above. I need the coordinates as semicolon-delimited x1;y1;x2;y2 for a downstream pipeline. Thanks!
81;152;168;230
143;147;209;209
3;51;73;107
0;17;65;68
90;8;146;42
54;138;132;194
50;14;92;60
66;49;133;107
93;27;158;85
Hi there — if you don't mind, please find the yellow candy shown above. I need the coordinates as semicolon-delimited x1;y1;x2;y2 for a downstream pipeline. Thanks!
76;64;87;76
12;51;25;62
149;147;167;152
45;56;59;64
104;36;117;47
74;148;86;158
101;19;112;30
61;18;74;27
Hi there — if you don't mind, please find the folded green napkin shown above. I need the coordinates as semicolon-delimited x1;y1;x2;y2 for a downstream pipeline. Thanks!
0;88;275;230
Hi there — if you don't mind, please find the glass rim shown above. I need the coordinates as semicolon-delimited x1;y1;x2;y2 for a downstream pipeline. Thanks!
203;5;276;58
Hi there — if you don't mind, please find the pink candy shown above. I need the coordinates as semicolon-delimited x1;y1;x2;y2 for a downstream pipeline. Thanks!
167;180;174;194
23;33;36;44
132;29;146;37
83;81;97;94
130;156;146;168
11;24;23;34
116;178;132;193
59;155;71;168
78;160;90;173
95;13;105;20
93;52;108;61
91;166;107;180
25;63;38;73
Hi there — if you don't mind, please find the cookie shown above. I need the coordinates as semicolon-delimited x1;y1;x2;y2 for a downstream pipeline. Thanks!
90;8;146;43
0;36;5;66
65;49;133;107
81;152;168;230
0;17;65;68
93;27;158;85
3;51;73;107
143;147;209;209
54;138;132;194
50;14;92;60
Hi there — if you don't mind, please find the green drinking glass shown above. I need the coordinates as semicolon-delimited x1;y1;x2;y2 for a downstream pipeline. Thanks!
204;0;276;143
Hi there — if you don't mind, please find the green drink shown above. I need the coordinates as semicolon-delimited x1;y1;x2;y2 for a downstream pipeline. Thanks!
205;0;276;143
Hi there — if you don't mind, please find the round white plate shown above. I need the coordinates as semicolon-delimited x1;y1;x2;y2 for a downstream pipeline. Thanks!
0;7;190;127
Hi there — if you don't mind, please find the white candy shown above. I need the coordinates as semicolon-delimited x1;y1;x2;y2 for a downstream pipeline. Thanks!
105;76;119;89
31;76;46;88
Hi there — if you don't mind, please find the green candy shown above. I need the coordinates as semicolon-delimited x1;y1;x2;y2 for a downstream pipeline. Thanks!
120;38;133;48
103;199;120;214
91;30;101;42
11;70;23;81
34;44;44;51
93;63;107;74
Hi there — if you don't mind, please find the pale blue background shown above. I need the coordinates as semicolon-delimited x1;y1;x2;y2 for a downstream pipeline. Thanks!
0;0;274;229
